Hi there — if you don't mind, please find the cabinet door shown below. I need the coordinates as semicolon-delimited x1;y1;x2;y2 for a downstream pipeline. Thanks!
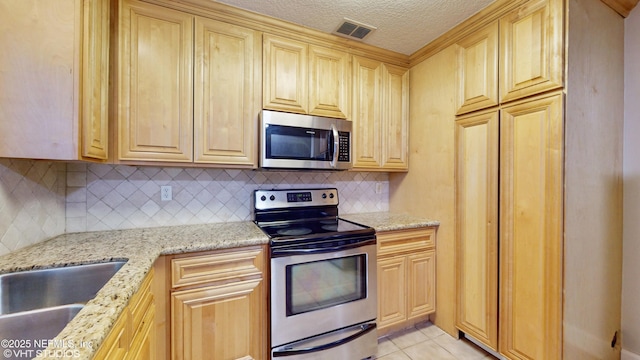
407;250;436;319
0;0;79;160
81;0;110;160
352;56;383;169
263;34;308;114
382;64;409;170
94;310;130;359
118;0;193;162
499;92;563;360
377;256;406;330
454;110;499;351
171;279;267;360
499;0;563;103
194;18;260;166
127;304;156;360
309;45;351;119
455;21;499;115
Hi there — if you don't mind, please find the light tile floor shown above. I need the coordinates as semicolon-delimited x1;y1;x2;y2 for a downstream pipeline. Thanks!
375;322;495;360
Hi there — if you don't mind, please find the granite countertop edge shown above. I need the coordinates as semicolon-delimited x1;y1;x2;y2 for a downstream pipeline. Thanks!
0;212;437;360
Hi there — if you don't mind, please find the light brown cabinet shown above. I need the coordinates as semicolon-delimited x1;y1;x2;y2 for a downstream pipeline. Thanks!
455;22;499;115
455;0;563;115
377;227;436;336
117;0;193;162
393;0;623;358
94;269;155;360
499;0;563;103
454;2;564;357
116;0;260;166
0;0;109;161
193;17;261;165
153;246;268;360
352;56;409;171
455;93;563;358
451;0;624;358
454;109;499;350
263;34;351;119
498;93;564;359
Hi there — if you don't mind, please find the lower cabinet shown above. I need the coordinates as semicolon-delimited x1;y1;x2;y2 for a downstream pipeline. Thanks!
377;227;436;336
154;245;268;360
94;269;155;360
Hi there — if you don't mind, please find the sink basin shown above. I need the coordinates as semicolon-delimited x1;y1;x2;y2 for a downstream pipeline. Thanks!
0;304;83;359
0;261;126;315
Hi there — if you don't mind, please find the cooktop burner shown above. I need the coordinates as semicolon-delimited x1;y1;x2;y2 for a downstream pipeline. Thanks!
276;228;313;236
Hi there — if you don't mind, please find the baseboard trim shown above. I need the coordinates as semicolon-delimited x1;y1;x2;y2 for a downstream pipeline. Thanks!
622;349;640;360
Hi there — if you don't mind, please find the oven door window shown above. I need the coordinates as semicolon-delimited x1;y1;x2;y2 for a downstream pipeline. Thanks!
266;124;333;161
286;254;367;316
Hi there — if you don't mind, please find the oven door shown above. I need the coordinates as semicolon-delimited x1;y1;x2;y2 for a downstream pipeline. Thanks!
270;241;377;349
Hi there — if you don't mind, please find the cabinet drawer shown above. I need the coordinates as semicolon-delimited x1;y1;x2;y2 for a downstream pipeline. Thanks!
377;228;436;256
171;247;264;289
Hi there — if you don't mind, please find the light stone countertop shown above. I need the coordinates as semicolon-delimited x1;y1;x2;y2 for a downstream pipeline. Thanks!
0;212;437;360
342;212;440;231
0;221;268;360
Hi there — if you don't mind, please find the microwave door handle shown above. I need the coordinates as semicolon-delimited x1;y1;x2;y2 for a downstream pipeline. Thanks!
330;124;339;168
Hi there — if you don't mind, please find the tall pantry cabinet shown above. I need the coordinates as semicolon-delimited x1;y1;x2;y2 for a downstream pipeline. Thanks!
390;0;624;359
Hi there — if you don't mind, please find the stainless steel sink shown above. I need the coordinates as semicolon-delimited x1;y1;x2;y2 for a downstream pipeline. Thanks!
0;261;126;315
0;304;83;359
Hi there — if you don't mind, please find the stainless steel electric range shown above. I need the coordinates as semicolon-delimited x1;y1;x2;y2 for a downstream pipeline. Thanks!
253;188;377;360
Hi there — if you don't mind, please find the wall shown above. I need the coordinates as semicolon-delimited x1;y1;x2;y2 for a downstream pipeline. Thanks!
623;5;640;359
389;45;457;336
66;163;389;232
0;159;66;256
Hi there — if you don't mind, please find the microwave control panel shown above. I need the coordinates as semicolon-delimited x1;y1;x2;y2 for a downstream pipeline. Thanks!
338;132;350;162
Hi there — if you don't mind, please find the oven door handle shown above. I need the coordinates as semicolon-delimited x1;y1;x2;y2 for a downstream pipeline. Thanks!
272;322;376;357
271;239;376;256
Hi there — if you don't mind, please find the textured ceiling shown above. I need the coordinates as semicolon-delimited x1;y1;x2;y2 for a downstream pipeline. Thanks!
216;0;496;55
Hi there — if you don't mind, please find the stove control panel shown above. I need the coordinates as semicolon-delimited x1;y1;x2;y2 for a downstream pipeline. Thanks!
254;188;339;210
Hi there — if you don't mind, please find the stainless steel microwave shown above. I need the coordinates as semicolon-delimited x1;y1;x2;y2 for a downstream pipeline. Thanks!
260;110;352;170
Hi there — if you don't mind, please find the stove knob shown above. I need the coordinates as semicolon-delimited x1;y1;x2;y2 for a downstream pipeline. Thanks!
329;193;334;199
270;195;275;201
322;193;327;199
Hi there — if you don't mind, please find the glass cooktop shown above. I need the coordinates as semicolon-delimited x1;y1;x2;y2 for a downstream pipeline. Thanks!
257;218;372;240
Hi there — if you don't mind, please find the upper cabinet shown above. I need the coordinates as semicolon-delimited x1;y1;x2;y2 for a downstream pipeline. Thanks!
455;22;499;115
352;57;409;171
116;0;260;167
499;0;563;103
193;18;261;165
263;34;351;119
455;0;563;114
0;0;110;161
117;0;194;162
263;35;308;115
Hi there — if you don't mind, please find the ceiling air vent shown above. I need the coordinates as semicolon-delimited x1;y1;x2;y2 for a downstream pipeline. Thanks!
333;18;376;40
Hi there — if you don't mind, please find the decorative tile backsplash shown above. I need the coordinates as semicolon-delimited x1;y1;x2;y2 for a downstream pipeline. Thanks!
66;163;389;233
0;159;66;255
0;159;389;254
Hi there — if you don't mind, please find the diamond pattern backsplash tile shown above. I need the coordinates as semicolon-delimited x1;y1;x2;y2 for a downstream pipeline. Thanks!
67;164;389;233
0;159;66;256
